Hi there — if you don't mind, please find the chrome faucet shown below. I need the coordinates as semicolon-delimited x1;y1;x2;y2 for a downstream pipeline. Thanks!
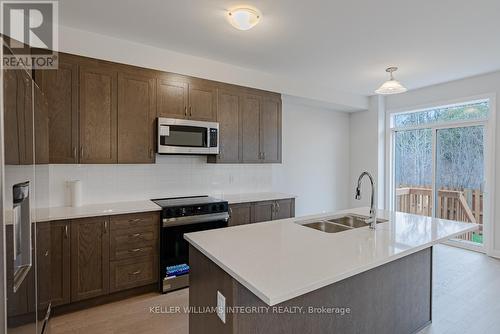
355;171;377;229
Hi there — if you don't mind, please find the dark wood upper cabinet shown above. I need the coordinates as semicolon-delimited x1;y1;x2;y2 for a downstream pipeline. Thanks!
117;71;156;163
157;78;188;119
34;83;49;164
241;94;262;163
208;88;241;163
3;67;22;165
70;217;110;302
79;63;118;163
261;96;282;163
36;54;79;163
50;221;71;306
188;82;217;121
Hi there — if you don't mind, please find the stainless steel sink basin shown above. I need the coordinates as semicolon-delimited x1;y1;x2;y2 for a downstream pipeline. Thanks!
328;215;387;228
302;221;352;233
297;214;388;233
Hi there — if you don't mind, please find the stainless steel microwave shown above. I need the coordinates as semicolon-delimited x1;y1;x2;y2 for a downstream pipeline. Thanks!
157;118;219;155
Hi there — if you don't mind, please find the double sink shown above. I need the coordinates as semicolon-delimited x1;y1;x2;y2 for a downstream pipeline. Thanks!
297;214;387;233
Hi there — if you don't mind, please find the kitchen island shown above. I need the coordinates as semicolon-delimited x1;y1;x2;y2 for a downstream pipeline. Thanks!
184;208;477;334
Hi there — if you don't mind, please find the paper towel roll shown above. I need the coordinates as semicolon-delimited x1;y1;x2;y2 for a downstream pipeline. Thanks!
69;180;82;207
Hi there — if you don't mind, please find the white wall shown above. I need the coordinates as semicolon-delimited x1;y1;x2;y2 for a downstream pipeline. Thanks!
46;99;352;212
48;157;273;207
348;96;385;209
272;98;351;216
385;71;500;256
57;25;367;112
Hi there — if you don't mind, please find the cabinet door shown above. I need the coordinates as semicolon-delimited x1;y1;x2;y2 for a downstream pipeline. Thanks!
36;55;79;163
188;82;217;121
79;64;118;163
273;199;295;220
34;83;49;164
157;79;188;119
214;89;241;163
3;67;22;165
36;222;51;310
71;217;110;301
229;203;252;226
117;72;156;163
252;201;275;223
50;221;71;306
261;96;282;163
241;94;261;162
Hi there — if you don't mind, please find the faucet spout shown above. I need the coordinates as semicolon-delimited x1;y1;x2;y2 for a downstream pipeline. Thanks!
355;171;377;229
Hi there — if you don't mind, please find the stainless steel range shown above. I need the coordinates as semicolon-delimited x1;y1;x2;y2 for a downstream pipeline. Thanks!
152;196;229;293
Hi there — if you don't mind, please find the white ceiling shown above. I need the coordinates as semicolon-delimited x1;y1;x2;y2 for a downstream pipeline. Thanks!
60;0;500;97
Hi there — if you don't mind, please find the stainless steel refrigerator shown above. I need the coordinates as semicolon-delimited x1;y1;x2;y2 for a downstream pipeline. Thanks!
1;38;51;334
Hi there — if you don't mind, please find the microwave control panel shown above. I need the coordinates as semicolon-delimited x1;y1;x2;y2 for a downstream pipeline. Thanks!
209;128;218;147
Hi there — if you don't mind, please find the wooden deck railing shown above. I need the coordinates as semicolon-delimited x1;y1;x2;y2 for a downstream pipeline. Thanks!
396;186;482;242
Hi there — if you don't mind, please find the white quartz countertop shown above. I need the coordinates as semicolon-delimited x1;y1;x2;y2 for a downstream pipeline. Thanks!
185;207;478;306
34;200;162;222
5;192;295;223
220;192;296;204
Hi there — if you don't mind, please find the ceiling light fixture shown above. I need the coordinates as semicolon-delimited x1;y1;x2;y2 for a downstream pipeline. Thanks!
375;67;408;95
227;7;261;30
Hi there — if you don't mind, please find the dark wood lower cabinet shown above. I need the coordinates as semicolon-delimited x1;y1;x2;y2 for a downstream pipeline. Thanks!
70;217;110;302
50;221;71;306
41;212;160;311
229;198;295;226
228;203;252;227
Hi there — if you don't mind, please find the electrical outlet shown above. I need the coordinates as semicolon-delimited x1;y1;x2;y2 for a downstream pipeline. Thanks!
216;290;226;323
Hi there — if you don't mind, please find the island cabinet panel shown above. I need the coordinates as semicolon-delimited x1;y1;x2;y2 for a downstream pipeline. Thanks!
117;71;156;163
260;96;282;163
70;217;110;302
228;203;252;226
189;246;432;334
157;78;189;119
79;63;118;164
208;88;241;163
35;54;79;163
188;82;217;121
241;94;262;162
50;221;71;306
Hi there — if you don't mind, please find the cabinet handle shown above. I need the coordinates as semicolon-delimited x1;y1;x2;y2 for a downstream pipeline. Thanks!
131;233;141;238
64;225;69;239
44;250;49;257
129;270;142;275
129;248;142;253
129;218;142;223
73;147;77;159
104;221;108;233
184;106;187;117
189;106;192;117
229;207;233;218
272;203;276;213
80;146;83;159
276;202;280;213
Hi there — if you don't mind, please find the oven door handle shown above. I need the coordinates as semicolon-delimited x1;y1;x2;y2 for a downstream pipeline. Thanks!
162;212;229;227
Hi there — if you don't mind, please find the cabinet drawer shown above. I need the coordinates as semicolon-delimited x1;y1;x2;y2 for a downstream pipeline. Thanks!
110;212;158;231
110;226;158;260
110;256;158;292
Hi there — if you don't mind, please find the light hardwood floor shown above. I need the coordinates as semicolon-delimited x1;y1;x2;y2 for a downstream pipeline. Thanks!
51;245;500;334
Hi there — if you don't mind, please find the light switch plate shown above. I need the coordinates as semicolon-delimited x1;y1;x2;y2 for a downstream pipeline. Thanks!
216;290;226;324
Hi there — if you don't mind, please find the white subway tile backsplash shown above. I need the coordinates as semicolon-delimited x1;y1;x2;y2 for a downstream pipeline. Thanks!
47;156;273;207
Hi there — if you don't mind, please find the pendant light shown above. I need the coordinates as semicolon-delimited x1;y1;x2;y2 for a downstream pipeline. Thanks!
375;67;408;95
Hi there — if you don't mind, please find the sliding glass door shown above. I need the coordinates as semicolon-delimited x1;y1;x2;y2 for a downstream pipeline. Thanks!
391;100;490;250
